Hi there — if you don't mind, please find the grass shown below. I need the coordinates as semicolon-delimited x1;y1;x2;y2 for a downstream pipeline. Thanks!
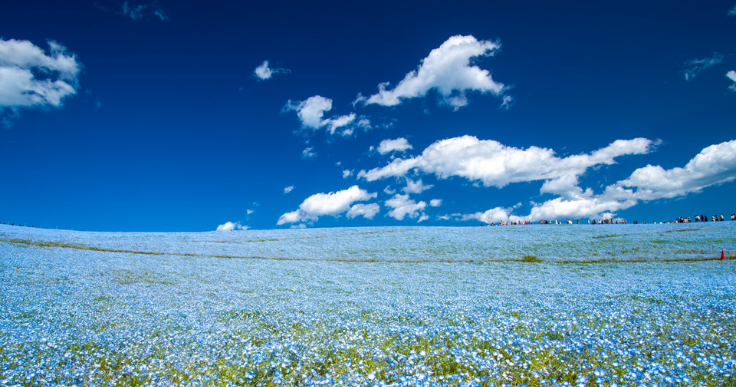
521;255;542;263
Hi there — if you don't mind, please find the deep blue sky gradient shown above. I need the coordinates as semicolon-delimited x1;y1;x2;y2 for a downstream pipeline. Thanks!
1;0;735;231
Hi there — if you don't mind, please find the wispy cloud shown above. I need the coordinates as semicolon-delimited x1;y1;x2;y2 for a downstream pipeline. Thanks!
302;146;316;159
682;53;723;81
729;3;736;15
254;60;290;81
284;185;294;194
358;35;508;110
97;1;168;21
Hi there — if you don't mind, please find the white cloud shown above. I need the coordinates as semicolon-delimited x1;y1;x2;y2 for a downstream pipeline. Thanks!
121;1;167;21
385;194;427;221
617;139;736;200
429;199;442;207
254;60;289;80
402;179;433;194
326;113;356;135
277;185;377;224
499;95;514;110
284;185;294;194
302;147;316;159
468;139;736;222
246;209;255;215
463;207;511;224
0;39;81;113
342;169;353;179
358;136;655;188
682;53;723;81
346;203;380;219
383;186;396;195
285;96;332;129
216;221;247;231
418;214;429;222
377;137;413;154
727;71;736;91
283;95;357;134
360;35;507;109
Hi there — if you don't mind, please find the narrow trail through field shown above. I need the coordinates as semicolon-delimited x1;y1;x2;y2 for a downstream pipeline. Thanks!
2;237;732;264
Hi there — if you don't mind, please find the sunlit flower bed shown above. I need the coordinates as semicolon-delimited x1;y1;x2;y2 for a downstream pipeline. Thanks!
1;223;735;386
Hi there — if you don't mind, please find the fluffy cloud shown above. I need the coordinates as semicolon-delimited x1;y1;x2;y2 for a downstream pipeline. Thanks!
346;203;380;219
727;71;736;91
402;179;433;194
254;60;290;80
216;221;247;231
377;138;413;154
359;136;654;189
682;53;723;81
0;39;81;113
429;199;442;207
617;139;736;200
284;185;294;194
277;185;377;224
283;95;356;134
463;207;511;224
360;35;507;109
385;194;427;221
342;170;353;179
468;139;736;222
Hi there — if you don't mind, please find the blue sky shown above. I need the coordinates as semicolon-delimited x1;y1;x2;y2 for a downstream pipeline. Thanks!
1;0;735;232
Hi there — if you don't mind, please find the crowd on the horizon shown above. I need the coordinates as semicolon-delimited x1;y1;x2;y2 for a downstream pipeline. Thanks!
480;213;736;226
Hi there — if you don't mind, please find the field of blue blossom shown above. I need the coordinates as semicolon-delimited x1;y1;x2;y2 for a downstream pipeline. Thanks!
1;222;735;386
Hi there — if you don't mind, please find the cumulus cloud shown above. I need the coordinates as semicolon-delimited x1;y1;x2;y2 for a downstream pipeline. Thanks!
360;35;507;110
468;139;736;222
346;203;380;219
254;60;290;80
377;137;413;155
429;199;442;207
342;170;353;179
358;136;655;189
277;185;377;224
402;179;433;194
216;221;247;231
283;95;357;135
0;39;82;117
463;207;511;224
617;139;736;200
727;71;736;91
284;185;294;194
682;53;723;81
385;194;427;221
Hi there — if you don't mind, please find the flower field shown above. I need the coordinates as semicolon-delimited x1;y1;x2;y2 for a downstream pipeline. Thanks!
1;223;735;386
